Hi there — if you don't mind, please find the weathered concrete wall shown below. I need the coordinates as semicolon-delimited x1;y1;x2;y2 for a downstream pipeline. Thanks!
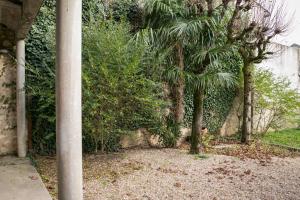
219;91;243;136
0;53;17;155
120;128;162;149
258;44;300;91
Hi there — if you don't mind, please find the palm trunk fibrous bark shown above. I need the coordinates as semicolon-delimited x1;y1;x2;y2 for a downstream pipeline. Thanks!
190;88;204;154
173;43;185;124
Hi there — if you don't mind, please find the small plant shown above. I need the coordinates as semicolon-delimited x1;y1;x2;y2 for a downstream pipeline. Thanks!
194;153;209;160
201;134;215;149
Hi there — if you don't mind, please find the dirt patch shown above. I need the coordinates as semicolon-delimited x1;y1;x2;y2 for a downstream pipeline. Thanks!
35;153;144;199
210;141;299;162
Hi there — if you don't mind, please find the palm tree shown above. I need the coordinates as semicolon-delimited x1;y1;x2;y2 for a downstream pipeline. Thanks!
143;0;237;153
143;0;190;125
184;21;237;153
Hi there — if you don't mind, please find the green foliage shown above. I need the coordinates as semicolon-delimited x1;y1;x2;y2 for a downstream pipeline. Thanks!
0;54;16;132
24;0;243;155
161;115;181;147
184;87;237;132
184;52;242;132
111;0;143;32
254;68;300;132
194;153;209;159
83;20;166;152
25;0;171;154
143;0;241;130
201;134;215;149
26;2;56;154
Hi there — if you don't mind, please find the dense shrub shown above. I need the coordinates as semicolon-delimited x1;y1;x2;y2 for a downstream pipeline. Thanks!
26;3;56;154
82;20;166;152
26;0;168;154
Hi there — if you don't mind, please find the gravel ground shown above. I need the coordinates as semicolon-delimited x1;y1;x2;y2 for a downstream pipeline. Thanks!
37;149;300;200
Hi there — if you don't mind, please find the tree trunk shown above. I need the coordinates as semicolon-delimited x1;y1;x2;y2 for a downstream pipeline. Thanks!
190;88;204;154
255;109;263;133
27;95;33;151
104;0;109;10
94;138;98;153
251;88;254;134
241;62;253;144
173;43;185;124
101;133;104;153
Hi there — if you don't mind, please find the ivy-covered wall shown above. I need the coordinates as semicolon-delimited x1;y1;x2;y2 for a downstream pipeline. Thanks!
184;52;242;133
0;53;17;155
184;87;238;133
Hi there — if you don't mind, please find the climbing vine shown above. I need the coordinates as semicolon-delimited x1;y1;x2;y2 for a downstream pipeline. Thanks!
0;54;16;134
184;53;242;133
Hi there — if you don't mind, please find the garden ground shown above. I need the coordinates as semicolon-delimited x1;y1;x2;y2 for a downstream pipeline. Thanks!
36;147;300;200
261;129;300;149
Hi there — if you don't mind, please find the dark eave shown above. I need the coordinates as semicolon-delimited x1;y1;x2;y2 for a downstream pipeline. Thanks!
0;0;42;49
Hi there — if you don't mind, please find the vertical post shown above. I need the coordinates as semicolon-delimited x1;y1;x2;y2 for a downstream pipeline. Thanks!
16;39;27;158
56;0;83;199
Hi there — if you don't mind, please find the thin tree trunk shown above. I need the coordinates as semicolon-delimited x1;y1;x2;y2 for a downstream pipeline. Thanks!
190;88;204;154
251;88;254;134
27;95;33;151
255;109;263;133
241;62;252;144
101;133;104;153
94;138;98;153
101;145;104;153
104;0;109;17
173;43;185;124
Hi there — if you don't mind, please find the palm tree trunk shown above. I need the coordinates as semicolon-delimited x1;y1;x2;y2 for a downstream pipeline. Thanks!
190;88;204;154
174;43;185;124
241;62;253;144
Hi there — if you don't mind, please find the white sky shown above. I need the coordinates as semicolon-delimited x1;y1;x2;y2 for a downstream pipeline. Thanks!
276;0;300;45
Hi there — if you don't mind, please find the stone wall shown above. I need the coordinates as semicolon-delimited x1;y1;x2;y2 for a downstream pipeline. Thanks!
0;53;17;155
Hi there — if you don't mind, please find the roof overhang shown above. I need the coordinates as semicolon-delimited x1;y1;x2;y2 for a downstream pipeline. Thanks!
0;0;42;49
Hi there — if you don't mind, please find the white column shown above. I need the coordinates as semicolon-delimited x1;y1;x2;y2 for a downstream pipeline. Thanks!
56;0;83;199
16;39;27;158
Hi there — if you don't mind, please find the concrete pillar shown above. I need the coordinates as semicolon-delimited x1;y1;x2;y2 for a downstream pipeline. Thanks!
16;39;27;158
56;0;83;199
